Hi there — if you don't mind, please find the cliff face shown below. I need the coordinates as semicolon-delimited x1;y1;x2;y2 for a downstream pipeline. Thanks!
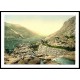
37;16;75;56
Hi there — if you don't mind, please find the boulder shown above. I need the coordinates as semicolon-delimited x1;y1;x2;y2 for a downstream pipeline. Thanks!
28;57;40;64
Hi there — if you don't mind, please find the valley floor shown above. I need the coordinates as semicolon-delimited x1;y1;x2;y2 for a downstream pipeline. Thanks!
4;51;75;65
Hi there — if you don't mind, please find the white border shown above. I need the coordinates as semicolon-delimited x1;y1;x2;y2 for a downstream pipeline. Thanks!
1;12;79;68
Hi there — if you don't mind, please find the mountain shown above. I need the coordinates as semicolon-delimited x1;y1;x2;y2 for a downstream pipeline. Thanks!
37;16;75;56
5;22;39;38
45;16;75;49
5;22;43;51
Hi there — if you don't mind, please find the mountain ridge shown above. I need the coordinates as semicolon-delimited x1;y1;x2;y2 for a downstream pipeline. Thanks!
37;16;75;56
45;16;75;48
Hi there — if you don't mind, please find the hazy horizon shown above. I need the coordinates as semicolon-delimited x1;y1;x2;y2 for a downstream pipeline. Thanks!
5;15;73;36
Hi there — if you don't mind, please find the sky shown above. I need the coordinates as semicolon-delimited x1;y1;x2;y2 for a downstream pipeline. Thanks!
4;15;73;36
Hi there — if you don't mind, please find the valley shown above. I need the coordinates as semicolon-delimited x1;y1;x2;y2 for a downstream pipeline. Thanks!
4;16;75;65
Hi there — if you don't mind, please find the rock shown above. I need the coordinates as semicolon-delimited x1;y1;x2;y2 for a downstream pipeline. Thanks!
28;57;40;64
13;44;34;55
23;58;30;64
37;44;68;56
6;57;20;64
36;53;44;57
18;59;25;64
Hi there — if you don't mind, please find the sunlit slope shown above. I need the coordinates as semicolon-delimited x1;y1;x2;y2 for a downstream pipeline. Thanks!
45;16;75;49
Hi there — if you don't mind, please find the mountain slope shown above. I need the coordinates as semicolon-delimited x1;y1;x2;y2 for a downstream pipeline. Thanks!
37;16;75;56
5;22;38;39
45;16;75;48
5;22;43;51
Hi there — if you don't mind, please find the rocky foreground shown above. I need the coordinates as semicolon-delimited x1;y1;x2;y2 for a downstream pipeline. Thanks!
4;44;75;64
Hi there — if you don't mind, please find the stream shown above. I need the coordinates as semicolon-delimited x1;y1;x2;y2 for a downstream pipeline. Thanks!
40;57;75;64
54;57;75;64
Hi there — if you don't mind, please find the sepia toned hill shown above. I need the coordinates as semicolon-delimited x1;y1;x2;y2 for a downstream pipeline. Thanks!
37;16;75;57
45;16;75;48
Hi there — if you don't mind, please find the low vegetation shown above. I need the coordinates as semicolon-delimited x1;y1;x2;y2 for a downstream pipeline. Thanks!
41;40;75;51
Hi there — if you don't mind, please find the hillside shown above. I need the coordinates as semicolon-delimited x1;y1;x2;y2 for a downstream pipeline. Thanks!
37;16;75;62
5;22;43;51
45;16;75;49
5;22;39;38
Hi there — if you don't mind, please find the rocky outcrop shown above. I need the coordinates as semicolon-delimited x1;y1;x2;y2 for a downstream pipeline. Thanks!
13;44;35;55
4;44;36;64
37;44;68;56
